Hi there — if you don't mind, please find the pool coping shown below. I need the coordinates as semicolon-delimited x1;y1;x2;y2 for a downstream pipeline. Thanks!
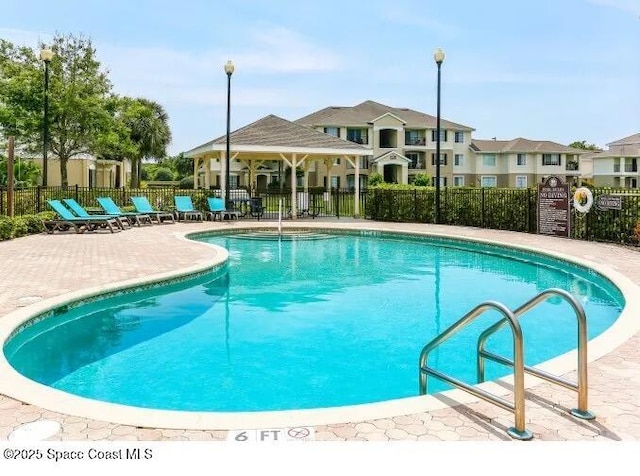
0;223;638;430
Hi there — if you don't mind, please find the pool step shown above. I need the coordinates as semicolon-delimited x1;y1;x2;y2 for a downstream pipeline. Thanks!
232;231;335;241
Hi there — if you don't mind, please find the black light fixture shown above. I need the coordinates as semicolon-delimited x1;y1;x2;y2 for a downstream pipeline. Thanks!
40;48;54;187
433;47;445;224
224;60;234;207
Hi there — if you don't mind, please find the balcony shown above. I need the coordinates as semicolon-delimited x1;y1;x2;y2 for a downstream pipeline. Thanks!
566;161;579;171
347;135;368;145
625;164;638;173
405;137;426;146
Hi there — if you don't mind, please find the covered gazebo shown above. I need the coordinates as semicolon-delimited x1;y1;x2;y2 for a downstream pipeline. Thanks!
183;115;373;218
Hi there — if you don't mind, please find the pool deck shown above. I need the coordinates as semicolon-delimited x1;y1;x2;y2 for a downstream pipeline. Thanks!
0;219;639;441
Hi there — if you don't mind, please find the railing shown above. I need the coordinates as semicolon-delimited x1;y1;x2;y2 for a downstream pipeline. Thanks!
405;137;427;146
419;288;594;440
624;164;638;173
418;301;532;440
566;162;579;171
477;288;594;420
0;186;369;220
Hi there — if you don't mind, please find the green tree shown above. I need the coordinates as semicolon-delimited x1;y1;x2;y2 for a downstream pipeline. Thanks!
171;152;193;179
368;172;384;186
0;34;112;186
152;166;175;181
0;155;41;186
569;140;600;151
126;98;172;187
412;173;431;186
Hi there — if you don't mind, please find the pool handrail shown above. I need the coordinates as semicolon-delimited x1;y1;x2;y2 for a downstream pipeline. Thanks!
476;288;594;420
418;300;532;440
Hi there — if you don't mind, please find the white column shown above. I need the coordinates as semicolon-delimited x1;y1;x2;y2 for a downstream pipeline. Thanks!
354;155;360;217
290;153;297;219
193;158;200;189
204;157;211;190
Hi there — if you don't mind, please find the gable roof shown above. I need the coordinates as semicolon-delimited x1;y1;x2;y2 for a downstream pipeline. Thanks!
607;133;640;147
471;137;584;154
371;151;412;163
295;100;474;131
184;114;371;157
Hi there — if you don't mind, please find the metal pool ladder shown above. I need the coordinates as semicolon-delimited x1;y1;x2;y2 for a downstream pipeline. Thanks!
418;288;595;441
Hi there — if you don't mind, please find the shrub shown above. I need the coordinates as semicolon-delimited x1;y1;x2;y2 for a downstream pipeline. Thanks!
153;167;175;181
368;172;384;186
179;175;194;189
10;217;28;238
633;220;640;244
0;217;12;240
412;173;431;187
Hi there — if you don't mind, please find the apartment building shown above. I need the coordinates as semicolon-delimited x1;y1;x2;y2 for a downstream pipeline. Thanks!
591;133;640;188
468;138;586;188
295;100;475;188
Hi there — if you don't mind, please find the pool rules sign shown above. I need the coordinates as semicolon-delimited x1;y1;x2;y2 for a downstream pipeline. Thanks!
537;175;570;238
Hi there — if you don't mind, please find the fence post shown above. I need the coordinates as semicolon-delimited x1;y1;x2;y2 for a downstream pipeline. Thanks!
414;189;418;222
75;184;79;202
481;188;486;228
526;188;531;232
36;186;42;213
335;189;340;219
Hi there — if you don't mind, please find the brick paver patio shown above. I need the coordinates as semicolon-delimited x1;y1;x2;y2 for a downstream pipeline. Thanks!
1;220;639;441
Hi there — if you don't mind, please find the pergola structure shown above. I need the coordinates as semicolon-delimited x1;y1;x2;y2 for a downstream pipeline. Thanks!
184;115;373;218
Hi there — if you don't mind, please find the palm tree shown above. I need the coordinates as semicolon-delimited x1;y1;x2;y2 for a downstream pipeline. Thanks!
126;98;172;188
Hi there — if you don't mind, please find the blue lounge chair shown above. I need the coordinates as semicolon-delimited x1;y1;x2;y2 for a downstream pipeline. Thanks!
174;196;203;221
206;197;240;221
45;200;122;233
62;198;129;229
131;196;175;224
97;197;153;226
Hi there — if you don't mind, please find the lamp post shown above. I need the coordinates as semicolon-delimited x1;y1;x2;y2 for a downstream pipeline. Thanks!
433;47;445;224
224;60;234;208
40;48;54;187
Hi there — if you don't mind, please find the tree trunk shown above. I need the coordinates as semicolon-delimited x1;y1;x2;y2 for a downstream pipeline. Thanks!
131;158;139;188
60;157;68;188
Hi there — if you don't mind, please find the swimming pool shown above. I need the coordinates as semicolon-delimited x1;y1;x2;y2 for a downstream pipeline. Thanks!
3;230;624;413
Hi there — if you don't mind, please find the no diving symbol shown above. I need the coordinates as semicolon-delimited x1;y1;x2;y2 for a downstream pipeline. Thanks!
287;427;310;439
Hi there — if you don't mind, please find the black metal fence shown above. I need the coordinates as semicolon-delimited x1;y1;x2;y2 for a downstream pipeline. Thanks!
0;186;367;220
367;187;640;244
2;186;639;244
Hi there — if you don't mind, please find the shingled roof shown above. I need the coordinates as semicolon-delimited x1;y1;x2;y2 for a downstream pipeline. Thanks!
295;100;474;131
607;133;640;147
185;114;370;157
471;138;584;154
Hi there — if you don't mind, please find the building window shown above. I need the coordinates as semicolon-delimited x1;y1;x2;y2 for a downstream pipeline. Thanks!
229;175;239;188
482;154;496;166
481;176;497;188
360;156;371;169
542;154;561;166
431;153;447;165
515;175;528;188
324;126;340;138
454;131;464;143
437;177;447;186
346;128;367;144
406;152;425;169
330;176;340;189
431;130;448;142
333;157;341;166
453;176;464;186
454;154;464;166
405;130;426;145
517;153;527;166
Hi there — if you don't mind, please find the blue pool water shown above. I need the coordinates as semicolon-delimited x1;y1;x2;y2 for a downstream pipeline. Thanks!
4;231;624;412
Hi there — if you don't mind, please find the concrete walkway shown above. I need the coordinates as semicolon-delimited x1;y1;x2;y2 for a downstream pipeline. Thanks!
0;220;639;441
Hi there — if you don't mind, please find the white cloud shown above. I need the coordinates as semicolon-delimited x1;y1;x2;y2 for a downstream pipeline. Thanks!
0;27;52;47
586;0;640;14
378;8;461;39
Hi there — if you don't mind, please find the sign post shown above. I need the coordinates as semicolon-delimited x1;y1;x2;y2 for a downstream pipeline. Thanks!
537;175;570;237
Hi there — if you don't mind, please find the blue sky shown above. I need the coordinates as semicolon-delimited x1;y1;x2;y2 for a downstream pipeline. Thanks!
1;0;639;154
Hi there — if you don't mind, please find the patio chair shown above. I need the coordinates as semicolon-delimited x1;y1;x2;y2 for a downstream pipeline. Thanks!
174;196;203;221
206;197;240;221
248;197;266;220
131;196;175;224
97;197;153;226
63;198;130;229
45;199;122;234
